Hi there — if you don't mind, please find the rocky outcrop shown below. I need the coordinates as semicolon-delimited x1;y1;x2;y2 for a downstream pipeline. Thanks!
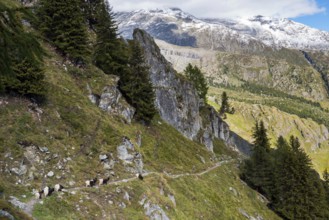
0;210;15;220
134;29;250;154
134;29;201;140
87;78;135;123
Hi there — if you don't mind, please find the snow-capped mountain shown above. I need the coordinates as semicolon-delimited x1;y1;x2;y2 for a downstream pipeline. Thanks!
116;8;329;51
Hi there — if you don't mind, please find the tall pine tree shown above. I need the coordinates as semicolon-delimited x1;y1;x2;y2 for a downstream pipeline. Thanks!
93;0;128;76
241;121;273;196
6;59;46;99
257;136;329;219
37;0;89;64
0;2;45;99
184;63;208;101
119;41;156;124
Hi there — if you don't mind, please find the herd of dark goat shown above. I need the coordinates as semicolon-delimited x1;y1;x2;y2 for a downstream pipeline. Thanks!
35;174;143;199
35;184;64;199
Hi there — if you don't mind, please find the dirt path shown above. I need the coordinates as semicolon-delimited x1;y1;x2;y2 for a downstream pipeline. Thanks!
20;159;234;218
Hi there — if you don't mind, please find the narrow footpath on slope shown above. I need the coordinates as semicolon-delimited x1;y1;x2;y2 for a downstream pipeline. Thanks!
19;159;235;218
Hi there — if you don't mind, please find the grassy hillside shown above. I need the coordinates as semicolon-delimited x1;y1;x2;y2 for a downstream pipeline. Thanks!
0;2;280;219
0;42;280;220
208;86;329;174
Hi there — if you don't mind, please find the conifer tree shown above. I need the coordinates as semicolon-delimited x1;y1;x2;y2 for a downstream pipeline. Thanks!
219;91;229;115
184;63;208;101
0;3;45;99
219;91;234;116
93;0;128;76
241;121;273;196
4;59;46;99
272;136;328;219
37;0;89;64
119;41;156;124
81;0;102;30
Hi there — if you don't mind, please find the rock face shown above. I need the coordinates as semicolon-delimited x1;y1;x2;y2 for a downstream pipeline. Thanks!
144;201;170;220
88;78;136;123
134;29;201;140
0;210;15;220
117;137;135;164
134;29;249;154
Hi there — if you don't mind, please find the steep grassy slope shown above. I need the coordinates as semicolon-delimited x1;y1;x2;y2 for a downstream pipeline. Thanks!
208;86;329;174
0;4;280;219
0;44;280;220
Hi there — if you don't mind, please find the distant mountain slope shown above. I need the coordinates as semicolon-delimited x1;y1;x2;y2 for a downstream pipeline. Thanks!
154;39;329;101
117;8;329;52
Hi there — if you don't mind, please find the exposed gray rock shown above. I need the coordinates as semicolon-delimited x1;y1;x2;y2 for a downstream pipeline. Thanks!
9;196;27;210
24;146;40;164
98;85;135;123
11;164;27;176
38;146;49;153
103;159;116;170
144;201;170;220
134;29;201;140
47;171;54;177
0;210;15;220
134;29;251;155
202;128;214;152
87;80;135;123
117;137;135;164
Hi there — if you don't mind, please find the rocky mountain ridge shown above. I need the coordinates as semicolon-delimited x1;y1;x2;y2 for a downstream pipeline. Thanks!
116;8;329;52
133;29;250;154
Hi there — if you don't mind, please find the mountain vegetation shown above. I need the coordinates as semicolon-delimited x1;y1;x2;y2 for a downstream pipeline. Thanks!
119;40;157;124
92;0;128;76
1;0;328;219
0;1;45;100
36;0;90;64
184;63;208;101
219;91;234;117
241;121;329;219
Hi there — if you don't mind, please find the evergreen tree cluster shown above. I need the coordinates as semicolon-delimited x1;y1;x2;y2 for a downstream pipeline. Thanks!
0;2;46;100
36;0;89;64
219;91;235;117
241;121;329;219
119;41;157;124
35;0;156;123
184;64;208;101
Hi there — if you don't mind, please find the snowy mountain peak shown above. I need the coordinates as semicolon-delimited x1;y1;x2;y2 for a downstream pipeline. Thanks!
116;8;329;51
